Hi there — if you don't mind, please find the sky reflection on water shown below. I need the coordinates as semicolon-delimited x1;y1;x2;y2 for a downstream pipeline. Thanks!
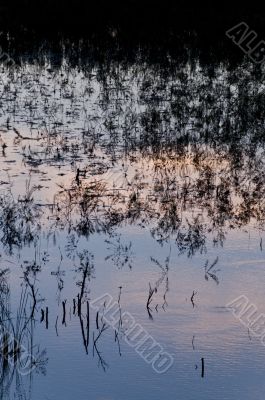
0;58;265;399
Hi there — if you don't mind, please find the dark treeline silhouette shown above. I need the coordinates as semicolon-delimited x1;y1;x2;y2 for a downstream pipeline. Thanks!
1;1;265;59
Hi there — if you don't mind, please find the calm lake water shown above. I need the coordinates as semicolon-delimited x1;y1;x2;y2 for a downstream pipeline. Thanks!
0;56;265;399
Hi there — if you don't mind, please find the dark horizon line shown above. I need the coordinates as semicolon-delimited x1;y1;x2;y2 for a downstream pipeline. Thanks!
1;1;265;36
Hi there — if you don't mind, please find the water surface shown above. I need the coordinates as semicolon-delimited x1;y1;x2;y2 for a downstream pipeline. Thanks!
0;58;264;399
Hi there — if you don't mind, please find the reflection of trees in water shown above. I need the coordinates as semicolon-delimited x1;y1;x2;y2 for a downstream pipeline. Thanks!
0;58;264;258
50;144;265;256
2;146;265;257
105;234;133;269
